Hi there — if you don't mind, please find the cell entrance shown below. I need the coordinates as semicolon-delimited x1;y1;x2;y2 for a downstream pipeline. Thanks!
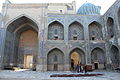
94;63;98;69
54;64;58;71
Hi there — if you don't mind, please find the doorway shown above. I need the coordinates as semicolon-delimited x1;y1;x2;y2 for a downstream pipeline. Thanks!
94;63;98;69
71;59;74;70
70;52;80;70
54;64;58;71
24;55;33;69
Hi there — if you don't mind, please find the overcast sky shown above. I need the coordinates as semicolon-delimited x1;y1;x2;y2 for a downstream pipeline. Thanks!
0;0;116;15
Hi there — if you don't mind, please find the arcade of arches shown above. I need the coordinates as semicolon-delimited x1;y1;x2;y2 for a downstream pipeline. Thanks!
46;46;119;71
2;16;120;71
1;0;120;72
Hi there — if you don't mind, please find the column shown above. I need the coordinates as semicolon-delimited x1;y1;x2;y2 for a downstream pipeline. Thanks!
0;28;6;69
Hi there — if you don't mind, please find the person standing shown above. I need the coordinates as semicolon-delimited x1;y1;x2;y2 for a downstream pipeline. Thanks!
76;64;80;73
79;63;82;72
84;65;87;73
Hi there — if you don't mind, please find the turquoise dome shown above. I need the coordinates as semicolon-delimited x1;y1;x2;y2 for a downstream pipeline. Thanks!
77;2;101;15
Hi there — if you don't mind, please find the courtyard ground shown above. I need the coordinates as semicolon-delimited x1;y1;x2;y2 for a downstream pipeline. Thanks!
0;70;120;80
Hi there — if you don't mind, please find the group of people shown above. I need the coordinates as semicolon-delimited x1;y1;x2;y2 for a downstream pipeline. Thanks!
71;63;87;73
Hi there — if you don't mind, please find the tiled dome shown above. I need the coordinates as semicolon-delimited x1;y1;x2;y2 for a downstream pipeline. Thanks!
77;2;101;15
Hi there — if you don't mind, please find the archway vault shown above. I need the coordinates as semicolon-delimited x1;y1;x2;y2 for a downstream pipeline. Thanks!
7;15;39;32
69;48;85;70
6;14;39;29
110;45;120;69
3;15;39;69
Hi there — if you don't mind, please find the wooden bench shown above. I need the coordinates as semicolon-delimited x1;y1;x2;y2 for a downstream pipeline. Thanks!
115;67;120;72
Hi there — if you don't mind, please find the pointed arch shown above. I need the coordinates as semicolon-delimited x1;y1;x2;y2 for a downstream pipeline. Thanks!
110;45;120;68
69;21;84;40
88;21;103;40
3;14;38;69
48;20;64;26
107;17;114;39
69;21;83;26
6;14;39;29
48;21;64;40
6;15;39;32
69;48;85;65
47;48;64;71
47;48;64;55
91;47;106;69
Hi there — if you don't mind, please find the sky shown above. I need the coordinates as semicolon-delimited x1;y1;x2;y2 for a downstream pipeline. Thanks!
0;0;116;15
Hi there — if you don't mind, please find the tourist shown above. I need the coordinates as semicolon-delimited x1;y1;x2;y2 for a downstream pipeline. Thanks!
76;64;80;73
80;63;83;72
84;65;87;73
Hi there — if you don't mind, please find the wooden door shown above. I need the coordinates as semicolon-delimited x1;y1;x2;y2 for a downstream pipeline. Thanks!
24;55;33;69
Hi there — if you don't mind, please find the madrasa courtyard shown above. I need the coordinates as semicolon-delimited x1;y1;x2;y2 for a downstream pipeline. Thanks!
0;0;120;79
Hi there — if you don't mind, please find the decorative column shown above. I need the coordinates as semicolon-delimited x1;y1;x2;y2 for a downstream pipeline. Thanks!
103;17;112;70
63;15;70;71
84;16;91;65
0;0;10;69
0;28;6;69
36;6;47;71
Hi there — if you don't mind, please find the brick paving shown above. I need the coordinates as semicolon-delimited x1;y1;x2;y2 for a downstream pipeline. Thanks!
0;70;120;80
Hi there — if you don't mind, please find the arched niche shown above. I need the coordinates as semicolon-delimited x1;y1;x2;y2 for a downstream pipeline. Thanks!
107;17;114;39
110;45;120;69
89;21;103;40
69;21;84;40
91;47;106;69
47;48;64;71
48;21;64;40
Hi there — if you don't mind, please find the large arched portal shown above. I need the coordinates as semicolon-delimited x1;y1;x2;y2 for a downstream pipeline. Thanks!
47;48;64;71
110;45;120;69
91;48;106;69
69;48;85;70
4;16;38;69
